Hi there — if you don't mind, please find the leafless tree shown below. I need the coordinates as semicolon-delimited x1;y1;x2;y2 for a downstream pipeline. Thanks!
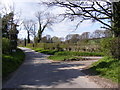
23;20;35;43
92;30;104;38
52;36;61;43
104;29;112;38
35;11;55;43
80;32;90;40
30;22;37;43
43;1;120;37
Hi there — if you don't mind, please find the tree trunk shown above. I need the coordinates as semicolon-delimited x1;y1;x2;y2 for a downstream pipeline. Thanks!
24;38;26;46
27;31;30;43
38;29;42;43
112;2;120;37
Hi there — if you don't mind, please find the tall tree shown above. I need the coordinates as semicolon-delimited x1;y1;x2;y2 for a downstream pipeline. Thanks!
52;36;61;43
43;1;120;37
2;12;19;52
112;2;120;37
1;5;21;52
92;30;104;38
29;22;37;43
23;20;35;43
65;34;80;43
35;11;54;43
80;32;90;40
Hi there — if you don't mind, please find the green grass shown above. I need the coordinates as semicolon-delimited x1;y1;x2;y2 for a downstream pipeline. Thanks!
33;48;44;52
33;49;104;56
55;51;104;56
48;55;72;61
89;56;119;83
48;55;84;61
2;49;25;78
31;48;104;61
34;48;59;55
39;50;58;55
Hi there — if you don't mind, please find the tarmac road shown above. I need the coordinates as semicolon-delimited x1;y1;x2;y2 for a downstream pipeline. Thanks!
3;47;102;88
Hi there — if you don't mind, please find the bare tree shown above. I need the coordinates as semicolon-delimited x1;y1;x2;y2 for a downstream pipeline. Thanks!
35;11;55;43
52;36;61;43
65;34;73;43
104;29;112;38
43;1;120;37
80;32;90;40
23;20;35;43
92;30;104;38
30;22;37;43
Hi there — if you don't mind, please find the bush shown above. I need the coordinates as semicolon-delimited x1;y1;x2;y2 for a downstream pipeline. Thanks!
110;37;120;59
100;38;111;55
2;38;11;54
101;37;120;59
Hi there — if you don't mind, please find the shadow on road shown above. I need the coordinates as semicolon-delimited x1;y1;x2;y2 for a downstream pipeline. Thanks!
3;47;100;88
18;63;86;88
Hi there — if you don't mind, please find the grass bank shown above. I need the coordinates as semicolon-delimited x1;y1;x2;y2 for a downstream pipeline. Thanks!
26;47;104;61
89;57;119;83
33;48;59;55
48;51;104;61
2;48;25;78
55;51;104;56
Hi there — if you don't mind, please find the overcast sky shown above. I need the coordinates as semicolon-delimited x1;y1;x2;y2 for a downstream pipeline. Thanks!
1;0;104;40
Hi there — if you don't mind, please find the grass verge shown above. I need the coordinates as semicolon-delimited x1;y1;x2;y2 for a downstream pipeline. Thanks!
89;56;119;83
55;51;104;56
48;55;72;61
48;51;104;61
2;49;25;78
48;55;89;61
35;49;58;55
29;48;104;61
27;48;59;55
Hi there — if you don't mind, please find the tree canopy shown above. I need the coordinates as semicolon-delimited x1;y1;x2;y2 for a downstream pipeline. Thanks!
43;1;120;37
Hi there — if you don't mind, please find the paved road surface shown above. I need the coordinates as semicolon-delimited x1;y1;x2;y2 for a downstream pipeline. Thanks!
3;47;102;88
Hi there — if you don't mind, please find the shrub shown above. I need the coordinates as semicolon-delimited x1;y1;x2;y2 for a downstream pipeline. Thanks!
2;38;11;54
101;37;120;59
110;37;120;59
100;38;111;55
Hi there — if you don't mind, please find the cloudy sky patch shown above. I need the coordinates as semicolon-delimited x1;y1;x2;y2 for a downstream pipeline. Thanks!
1;0;103;39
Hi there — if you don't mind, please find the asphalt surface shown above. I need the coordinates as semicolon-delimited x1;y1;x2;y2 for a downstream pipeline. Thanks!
3;47;102;88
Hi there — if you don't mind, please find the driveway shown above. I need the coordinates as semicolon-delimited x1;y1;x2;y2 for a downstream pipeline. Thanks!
3;47;102;88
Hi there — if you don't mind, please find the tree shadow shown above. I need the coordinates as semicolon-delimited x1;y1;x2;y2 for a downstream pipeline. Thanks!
3;48;99;88
18;63;86;88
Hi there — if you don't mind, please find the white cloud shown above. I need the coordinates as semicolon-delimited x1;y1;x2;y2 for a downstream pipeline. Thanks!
18;30;27;39
1;0;102;39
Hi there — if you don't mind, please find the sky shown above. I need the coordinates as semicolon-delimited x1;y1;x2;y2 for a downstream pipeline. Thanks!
0;0;105;40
